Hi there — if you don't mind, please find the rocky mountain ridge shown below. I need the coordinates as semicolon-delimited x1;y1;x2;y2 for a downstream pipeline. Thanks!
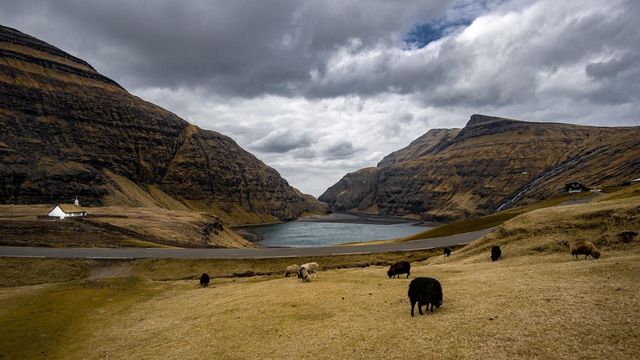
320;114;640;221
0;25;326;225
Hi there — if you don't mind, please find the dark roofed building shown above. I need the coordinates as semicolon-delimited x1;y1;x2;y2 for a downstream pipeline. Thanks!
564;182;589;193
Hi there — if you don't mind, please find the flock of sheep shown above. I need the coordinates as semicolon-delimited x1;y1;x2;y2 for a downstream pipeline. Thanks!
196;239;603;316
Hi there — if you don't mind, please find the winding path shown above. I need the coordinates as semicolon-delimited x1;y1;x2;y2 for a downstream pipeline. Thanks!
0;228;494;259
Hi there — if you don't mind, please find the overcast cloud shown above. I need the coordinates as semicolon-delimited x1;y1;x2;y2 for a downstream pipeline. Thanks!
1;0;638;196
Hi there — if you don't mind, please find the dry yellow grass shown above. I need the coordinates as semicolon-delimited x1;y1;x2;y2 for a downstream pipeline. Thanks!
0;205;253;248
2;251;639;359
1;196;638;359
443;196;639;264
0;258;93;287
102;169;288;226
595;183;640;202
89;206;254;248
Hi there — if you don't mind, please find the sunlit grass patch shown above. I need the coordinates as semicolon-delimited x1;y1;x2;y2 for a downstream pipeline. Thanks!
399;192;596;241
0;277;164;359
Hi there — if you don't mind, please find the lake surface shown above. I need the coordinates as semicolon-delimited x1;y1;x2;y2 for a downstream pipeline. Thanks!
242;221;429;247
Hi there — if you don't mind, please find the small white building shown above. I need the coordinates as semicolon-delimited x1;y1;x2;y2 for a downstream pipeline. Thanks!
48;200;87;219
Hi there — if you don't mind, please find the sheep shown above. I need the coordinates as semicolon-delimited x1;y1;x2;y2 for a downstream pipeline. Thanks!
617;231;638;244
491;245;502;261
408;277;443;317
284;264;300;277
199;273;210;287
443;247;452;257
570;241;601;260
387;261;411;278
298;262;319;282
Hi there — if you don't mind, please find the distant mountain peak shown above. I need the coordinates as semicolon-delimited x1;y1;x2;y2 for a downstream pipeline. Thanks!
466;114;518;127
321;114;639;222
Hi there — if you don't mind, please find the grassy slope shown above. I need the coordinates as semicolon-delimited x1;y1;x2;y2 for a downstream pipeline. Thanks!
103;169;285;226
0;250;441;287
444;195;639;264
0;191;640;359
0;258;93;287
0;278;163;359
2;253;638;359
595;183;640;202
0;205;254;248
1;195;639;359
398;191;596;241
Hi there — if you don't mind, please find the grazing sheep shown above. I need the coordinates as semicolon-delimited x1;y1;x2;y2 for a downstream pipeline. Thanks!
298;262;319;282
199;273;210;287
443;247;452;257
570;241;601;260
408;277;443;317
491;245;502;261
617;231;638;244
387;261;411;279
284;264;300;277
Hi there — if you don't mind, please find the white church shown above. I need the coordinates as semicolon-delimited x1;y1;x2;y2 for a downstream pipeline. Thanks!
48;197;87;219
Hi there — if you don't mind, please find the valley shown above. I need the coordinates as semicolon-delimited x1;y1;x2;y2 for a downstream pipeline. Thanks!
0;16;639;360
1;192;638;359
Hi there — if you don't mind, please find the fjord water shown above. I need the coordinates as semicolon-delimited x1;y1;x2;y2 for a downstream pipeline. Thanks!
247;221;428;247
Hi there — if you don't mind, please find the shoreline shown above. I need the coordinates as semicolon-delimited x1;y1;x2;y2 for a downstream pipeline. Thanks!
298;212;440;226
233;212;439;247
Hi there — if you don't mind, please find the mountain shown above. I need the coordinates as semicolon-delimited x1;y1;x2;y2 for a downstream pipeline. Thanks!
376;128;460;167
320;114;640;221
0;25;326;225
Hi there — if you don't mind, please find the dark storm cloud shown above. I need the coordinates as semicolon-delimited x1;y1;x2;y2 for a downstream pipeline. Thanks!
304;0;640;109
1;0;639;197
323;141;360;160
0;0;450;96
1;0;637;107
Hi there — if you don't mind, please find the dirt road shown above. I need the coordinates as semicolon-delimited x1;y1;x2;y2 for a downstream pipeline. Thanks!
0;228;494;259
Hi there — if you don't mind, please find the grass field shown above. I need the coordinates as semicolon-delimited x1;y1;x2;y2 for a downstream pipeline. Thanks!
0;205;253;248
2;251;639;359
397;191;596;241
0;250;443;287
0;195;638;359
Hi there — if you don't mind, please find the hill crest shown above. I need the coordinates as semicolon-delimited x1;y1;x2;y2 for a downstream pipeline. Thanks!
0;25;326;224
320;114;640;221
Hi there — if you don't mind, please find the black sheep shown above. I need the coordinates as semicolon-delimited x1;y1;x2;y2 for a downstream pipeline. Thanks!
491;246;501;261
408;277;443;317
200;273;210;287
617;231;638;243
387;261;411;278
443;247;451;257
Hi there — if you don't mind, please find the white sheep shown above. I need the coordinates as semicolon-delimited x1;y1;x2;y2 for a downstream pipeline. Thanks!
284;264;300;277
298;262;319;282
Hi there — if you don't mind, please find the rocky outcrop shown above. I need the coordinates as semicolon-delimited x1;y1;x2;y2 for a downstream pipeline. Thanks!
320;167;380;213
377;128;460;167
320;114;640;222
0;25;326;224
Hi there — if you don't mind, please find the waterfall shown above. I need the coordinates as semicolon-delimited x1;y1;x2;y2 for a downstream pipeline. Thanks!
496;158;581;212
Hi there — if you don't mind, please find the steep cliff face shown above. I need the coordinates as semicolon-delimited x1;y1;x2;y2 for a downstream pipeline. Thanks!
320;167;380;213
0;25;326;224
377;128;460;167
320;114;640;221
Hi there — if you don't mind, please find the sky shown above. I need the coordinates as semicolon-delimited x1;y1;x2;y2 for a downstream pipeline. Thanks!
1;0;639;196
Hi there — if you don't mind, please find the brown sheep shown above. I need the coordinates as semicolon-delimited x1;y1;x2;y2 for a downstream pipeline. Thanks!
284;264;300;277
570;241;601;260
